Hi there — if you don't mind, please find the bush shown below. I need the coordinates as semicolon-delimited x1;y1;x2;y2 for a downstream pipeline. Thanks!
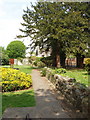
29;56;37;64
37;61;46;68
54;68;66;74
40;68;47;76
41;56;53;67
0;46;9;65
1;57;9;65
0;68;32;92
84;58;90;74
33;57;45;68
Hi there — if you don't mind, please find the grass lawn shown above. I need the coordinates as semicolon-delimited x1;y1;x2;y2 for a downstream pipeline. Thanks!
2;89;36;113
1;65;34;74
0;65;36;114
60;69;89;86
14;65;34;74
0;92;2;118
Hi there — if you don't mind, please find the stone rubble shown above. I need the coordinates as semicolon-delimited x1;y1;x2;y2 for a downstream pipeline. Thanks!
42;67;89;117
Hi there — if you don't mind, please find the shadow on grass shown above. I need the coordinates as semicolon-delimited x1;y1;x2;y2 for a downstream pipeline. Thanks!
25;66;37;70
82;73;89;75
2;89;36;113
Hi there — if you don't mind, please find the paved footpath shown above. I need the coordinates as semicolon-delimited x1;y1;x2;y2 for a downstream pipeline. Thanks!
2;69;71;119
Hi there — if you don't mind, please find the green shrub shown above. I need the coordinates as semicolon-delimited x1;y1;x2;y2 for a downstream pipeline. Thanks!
0;46;9;65
37;61;46;68
40;68;47;76
54;68;66;74
33;61;37;66
33;57;45;68
41;56;53;67
84;58;90;65
1;57;9;65
33;57;41;66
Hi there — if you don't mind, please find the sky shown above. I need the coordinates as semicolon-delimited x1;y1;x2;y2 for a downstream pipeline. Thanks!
0;0;37;49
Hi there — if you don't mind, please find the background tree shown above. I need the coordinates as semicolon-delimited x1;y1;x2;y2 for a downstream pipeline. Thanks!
64;2;89;68
18;2;89;68
18;2;69;67
0;46;9;65
6;40;26;59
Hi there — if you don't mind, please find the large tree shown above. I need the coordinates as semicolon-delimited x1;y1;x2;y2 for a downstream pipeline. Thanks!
18;2;69;67
18;2;89;68
64;2;89;68
6;40;26;59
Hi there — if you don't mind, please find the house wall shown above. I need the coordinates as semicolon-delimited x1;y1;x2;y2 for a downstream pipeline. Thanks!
14;58;30;65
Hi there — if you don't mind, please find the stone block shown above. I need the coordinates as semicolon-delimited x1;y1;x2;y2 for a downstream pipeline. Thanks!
44;67;89;116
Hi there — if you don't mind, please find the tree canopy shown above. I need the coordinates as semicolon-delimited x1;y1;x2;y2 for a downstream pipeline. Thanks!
17;2;89;68
6;40;26;59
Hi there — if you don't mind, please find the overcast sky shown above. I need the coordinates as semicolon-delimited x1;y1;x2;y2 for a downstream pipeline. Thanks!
0;0;37;49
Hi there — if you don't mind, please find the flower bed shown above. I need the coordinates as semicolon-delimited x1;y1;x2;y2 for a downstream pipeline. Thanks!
0;68;32;92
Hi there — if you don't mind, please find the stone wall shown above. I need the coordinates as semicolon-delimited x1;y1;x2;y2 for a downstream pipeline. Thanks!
41;67;89;117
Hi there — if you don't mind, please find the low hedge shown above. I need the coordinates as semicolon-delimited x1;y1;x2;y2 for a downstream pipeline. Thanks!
0;68;32;92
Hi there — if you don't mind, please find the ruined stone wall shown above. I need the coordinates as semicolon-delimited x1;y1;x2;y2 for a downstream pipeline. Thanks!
42;67;89;117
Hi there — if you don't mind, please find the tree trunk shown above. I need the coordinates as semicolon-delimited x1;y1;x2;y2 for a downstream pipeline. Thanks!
51;40;60;67
76;54;84;68
60;51;66;68
51;39;62;68
52;51;61;68
52;56;56;67
52;51;66;68
60;57;66;68
56;54;60;68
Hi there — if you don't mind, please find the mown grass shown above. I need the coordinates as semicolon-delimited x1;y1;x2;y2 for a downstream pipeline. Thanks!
0;92;2;118
2;89;36;113
0;65;36;114
60;69;89;86
14;65;34;74
1;65;34;74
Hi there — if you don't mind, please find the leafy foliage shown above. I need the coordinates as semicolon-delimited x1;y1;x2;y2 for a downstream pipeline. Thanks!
18;2;89;68
0;46;9;65
28;56;45;67
54;68;66;74
84;58;90;73
84;58;90;65
40;67;47;76
40;56;53;67
33;60;45;68
6;40;26;59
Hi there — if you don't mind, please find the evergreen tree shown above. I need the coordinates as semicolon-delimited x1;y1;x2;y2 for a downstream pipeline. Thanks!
64;2;89;68
18;2;68;67
18;2;89;68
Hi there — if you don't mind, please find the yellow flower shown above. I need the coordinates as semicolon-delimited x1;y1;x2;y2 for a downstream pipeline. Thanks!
0;67;32;92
